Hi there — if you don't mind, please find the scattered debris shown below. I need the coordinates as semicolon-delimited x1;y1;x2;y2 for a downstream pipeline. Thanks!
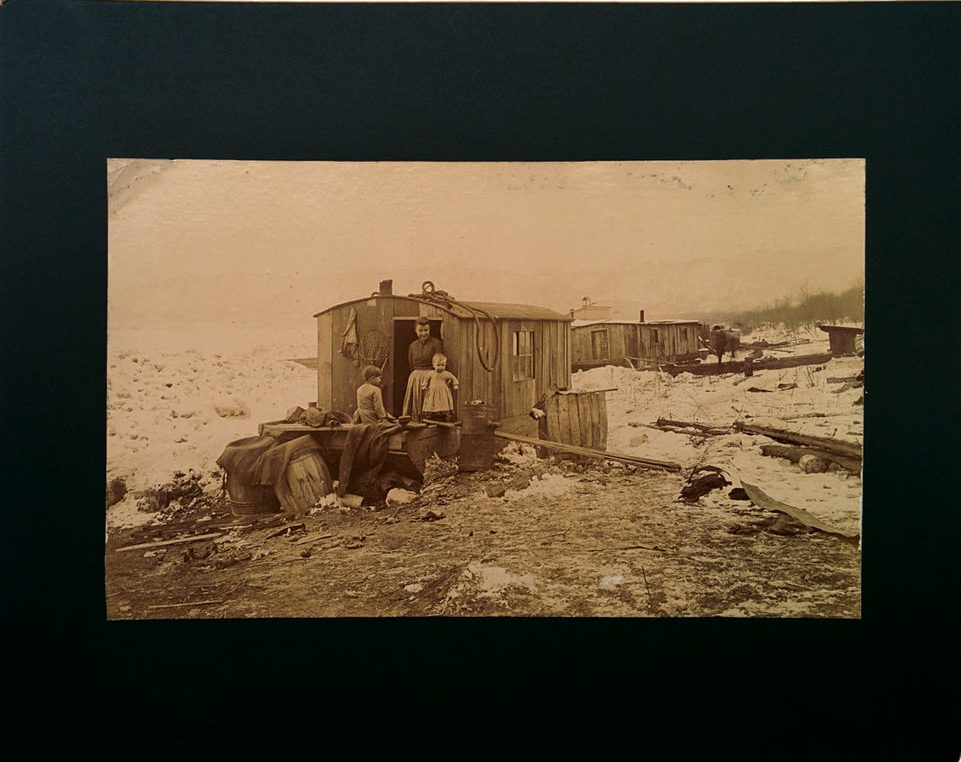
265;522;306;540
777;382;798;391
182;541;217;561
485;482;508;498
507;471;532;491
680;470;731;502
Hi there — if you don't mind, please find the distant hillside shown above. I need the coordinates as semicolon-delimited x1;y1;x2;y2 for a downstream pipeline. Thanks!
710;284;864;331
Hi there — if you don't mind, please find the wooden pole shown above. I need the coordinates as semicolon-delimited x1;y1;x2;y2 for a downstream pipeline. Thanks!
733;422;862;459
493;430;681;472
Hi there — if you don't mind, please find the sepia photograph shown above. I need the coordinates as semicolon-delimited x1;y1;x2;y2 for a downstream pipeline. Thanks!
105;158;864;618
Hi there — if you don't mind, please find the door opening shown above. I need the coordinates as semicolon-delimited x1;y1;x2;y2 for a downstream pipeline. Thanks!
392;318;443;417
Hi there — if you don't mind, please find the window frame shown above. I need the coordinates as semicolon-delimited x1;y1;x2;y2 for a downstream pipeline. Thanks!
512;329;535;381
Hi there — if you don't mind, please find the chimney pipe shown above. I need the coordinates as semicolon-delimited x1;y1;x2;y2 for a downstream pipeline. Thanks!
639;310;645;323
379;279;393;296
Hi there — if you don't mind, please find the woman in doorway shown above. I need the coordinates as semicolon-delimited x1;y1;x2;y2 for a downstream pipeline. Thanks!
403;317;445;422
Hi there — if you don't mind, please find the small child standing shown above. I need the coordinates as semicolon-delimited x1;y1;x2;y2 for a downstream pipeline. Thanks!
353;365;395;424
420;353;459;423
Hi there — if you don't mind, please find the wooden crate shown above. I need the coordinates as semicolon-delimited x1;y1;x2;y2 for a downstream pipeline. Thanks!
537;390;608;450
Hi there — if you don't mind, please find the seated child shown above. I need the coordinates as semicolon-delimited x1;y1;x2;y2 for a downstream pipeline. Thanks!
353;365;396;424
420;353;459;423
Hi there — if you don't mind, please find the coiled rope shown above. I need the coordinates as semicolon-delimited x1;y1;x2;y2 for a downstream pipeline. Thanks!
409;281;501;372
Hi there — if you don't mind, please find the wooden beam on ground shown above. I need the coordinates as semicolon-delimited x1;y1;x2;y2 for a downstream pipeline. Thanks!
115;533;223;553
493;431;681;472
655;418;732;436
734;422;862;459
147;600;224;610
760;444;862;474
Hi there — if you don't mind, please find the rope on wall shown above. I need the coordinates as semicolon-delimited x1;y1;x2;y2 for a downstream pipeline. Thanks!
408;281;501;373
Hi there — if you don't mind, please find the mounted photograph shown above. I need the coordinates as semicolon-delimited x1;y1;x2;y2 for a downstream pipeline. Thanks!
105;159;864;618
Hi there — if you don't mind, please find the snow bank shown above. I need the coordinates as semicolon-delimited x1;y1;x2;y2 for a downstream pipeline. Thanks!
106;324;317;497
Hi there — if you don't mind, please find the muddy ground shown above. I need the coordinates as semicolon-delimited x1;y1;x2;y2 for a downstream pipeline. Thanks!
105;449;860;619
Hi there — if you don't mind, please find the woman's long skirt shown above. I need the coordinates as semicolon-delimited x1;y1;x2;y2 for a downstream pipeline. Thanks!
402;369;434;421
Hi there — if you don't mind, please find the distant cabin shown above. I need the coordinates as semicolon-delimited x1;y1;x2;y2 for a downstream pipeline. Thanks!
571;318;702;370
313;281;572;436
818;324;864;356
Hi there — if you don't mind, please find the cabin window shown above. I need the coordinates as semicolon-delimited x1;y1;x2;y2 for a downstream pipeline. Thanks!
512;331;535;380
590;329;609;361
651;329;660;344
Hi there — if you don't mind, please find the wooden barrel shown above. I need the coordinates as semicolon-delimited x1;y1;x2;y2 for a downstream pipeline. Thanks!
273;452;333;516
225;472;281;516
460;401;496;472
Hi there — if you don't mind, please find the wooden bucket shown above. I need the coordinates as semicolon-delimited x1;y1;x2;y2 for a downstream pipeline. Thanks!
225;472;281;516
273;452;333;516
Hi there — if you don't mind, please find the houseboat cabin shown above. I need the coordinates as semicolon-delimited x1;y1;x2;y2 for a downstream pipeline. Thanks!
571;318;702;370
314;281;572;437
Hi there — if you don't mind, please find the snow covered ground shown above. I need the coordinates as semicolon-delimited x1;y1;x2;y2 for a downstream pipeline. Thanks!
106;324;317;528
572;323;863;537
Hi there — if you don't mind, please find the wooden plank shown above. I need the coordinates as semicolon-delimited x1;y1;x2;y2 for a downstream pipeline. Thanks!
554;393;572;444
545;395;562;443
741;481;859;542
116;533;223;553
496;430;680;471
587;393;601;448
567;392;582;446
147;600;223;610
734;422;862;458
598;393;608;448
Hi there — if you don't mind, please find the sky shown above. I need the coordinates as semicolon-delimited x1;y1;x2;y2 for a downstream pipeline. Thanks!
108;159;864;328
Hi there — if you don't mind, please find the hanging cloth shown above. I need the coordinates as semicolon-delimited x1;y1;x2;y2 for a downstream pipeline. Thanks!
340;307;359;365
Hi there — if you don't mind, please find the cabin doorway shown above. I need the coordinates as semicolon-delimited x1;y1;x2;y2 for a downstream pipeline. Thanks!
391;317;443;417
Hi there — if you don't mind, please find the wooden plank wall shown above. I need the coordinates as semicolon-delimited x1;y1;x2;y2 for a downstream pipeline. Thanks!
327;298;388;415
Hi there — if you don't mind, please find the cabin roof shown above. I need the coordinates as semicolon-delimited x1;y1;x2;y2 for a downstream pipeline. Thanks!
571;318;700;328
314;295;569;321
818;324;864;334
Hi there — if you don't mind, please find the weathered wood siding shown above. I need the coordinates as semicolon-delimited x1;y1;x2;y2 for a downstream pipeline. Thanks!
317;296;569;433
572;322;701;367
537;391;608;449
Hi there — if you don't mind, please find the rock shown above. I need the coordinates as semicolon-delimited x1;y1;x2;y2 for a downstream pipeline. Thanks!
386;488;417;506
106;477;127;507
507;472;532;491
799;454;829;474
341;494;364;509
728;487;750;501
485;482;507;498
